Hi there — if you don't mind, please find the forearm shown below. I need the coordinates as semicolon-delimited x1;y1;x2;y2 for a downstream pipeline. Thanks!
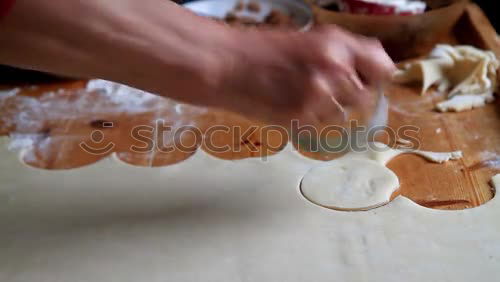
0;0;234;103
0;0;395;127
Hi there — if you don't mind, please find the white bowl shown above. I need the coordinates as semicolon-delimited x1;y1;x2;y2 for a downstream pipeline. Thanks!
183;0;314;31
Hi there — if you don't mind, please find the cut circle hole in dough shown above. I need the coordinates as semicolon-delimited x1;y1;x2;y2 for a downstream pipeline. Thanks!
300;159;400;211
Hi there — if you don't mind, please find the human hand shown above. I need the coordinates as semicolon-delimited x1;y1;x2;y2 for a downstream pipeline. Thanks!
208;25;396;126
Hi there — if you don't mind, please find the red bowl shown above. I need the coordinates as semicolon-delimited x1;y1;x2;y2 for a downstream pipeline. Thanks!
339;0;426;16
313;0;467;60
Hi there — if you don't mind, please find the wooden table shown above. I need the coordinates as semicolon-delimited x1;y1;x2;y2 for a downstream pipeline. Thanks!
0;3;498;210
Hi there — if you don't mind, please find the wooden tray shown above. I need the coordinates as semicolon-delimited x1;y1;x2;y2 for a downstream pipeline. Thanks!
0;3;498;210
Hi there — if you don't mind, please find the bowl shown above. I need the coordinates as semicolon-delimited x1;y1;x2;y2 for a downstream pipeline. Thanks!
338;0;426;16
312;0;467;60
183;0;314;31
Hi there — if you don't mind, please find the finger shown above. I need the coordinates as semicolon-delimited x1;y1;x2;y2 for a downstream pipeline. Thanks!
353;39;397;85
330;73;370;109
315;46;369;109
314;94;346;125
309;73;352;125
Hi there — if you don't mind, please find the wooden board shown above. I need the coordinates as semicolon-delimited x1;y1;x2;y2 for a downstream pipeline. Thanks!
0;3;498;210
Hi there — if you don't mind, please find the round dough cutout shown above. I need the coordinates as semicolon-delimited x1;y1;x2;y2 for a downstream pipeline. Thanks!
301;159;399;211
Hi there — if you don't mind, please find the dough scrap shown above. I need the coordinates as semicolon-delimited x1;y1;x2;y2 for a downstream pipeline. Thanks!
0;137;496;282
436;93;494;112
346;142;463;165
408;149;463;163
394;44;499;112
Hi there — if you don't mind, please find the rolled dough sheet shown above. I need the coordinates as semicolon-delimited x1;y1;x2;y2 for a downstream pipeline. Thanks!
0;137;498;282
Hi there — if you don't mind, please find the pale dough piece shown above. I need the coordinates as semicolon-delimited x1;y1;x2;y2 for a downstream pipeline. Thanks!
408;149;463;163
394;57;449;95
436;93;494;112
396;138;413;149
347;142;463;166
396;138;413;145
301;159;399;211
395;44;499;112
0;136;496;282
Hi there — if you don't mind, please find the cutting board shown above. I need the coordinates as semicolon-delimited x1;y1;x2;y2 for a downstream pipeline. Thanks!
0;3;498;210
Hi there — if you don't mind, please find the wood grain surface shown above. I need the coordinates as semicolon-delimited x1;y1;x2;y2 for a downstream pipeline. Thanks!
0;3;498;210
